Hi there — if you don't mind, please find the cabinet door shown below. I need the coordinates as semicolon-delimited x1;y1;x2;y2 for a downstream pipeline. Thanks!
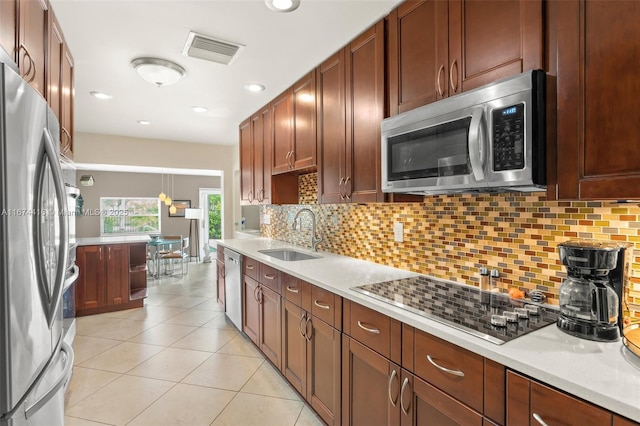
253;104;272;204
76;246;106;310
105;244;129;305
0;0;17;62
307;316;341;426
506;370;612;426
242;275;260;345
272;88;293;174
259;284;281;369
292;71;316;171
239;117;254;204
18;0;48;97
281;299;306;396
448;0;542;93
345;20;384;203
317;50;346;204
555;0;640;200
342;336;400;426
216;260;225;310
387;0;448;115
400;370;482;426
47;12;62;121
60;44;73;158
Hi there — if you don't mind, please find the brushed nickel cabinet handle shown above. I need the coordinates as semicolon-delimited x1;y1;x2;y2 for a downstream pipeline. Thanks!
257;287;263;304
426;355;464;377
305;317;312;341
61;127;72;152
338;177;345;200
19;44;35;82
264;274;276;280
253;285;260;302
449;59;459;94
285;151;291;167
248;190;253;203
533;413;549;426
246;264;255;270
314;300;330;310
299;312;307;338
388;369;399;407
345;176;352;200
289;151;295;169
257;189;264;203
400;377;411;416
221;265;225;278
436;64;445;98
286;285;299;294
357;321;380;335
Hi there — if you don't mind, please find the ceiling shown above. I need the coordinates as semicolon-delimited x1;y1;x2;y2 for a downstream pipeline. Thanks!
50;0;403;147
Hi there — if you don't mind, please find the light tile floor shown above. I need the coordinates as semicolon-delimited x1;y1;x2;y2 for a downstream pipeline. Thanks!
65;262;324;426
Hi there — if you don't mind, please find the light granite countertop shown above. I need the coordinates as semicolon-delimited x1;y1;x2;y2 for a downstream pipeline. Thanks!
76;235;151;246
218;237;640;422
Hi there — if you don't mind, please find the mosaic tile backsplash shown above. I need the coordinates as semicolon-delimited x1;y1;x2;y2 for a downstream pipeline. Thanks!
260;173;640;313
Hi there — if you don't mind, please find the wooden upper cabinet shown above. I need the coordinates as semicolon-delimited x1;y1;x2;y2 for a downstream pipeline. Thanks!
387;0;542;115
448;0;543;93
0;0;17;62
60;44;73;158
239;117;254;204
345;20;384;203
292;71;316;171
554;0;640;200
388;0;448;115
18;0;48;98
317;49;346;204
271;88;293;174
253;104;272;204
47;11;62;120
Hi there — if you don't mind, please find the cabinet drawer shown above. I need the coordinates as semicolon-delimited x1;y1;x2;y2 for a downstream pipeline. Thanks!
282;273;306;306
244;256;259;280
346;301;392;359
260;263;281;294
216;246;224;262
414;330;484;413
310;285;341;329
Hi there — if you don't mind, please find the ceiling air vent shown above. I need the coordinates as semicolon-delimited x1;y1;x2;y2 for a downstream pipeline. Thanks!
181;31;245;66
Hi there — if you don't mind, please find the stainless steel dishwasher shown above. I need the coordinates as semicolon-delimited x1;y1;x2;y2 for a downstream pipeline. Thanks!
223;249;242;330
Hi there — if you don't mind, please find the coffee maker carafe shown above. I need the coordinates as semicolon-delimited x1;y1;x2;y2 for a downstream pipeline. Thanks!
557;241;621;341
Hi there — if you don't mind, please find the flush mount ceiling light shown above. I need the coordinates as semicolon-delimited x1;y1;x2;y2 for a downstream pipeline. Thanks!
191;106;208;113
265;0;300;12
131;57;186;87
90;91;113;100
137;120;151;125
244;83;266;92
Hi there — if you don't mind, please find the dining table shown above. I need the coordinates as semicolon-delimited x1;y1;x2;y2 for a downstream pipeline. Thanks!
147;237;183;278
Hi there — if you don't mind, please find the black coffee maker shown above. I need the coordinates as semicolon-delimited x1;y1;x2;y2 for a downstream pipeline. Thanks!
557;240;627;341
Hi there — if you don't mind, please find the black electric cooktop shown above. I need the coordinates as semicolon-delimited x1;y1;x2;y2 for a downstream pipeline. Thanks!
352;275;558;345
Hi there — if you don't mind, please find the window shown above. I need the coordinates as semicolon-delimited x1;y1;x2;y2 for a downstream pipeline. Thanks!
100;197;160;235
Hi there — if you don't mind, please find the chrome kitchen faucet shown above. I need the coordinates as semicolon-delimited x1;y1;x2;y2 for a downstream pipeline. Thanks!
292;208;322;251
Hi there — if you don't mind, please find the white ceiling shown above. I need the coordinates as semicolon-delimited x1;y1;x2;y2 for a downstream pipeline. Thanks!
50;0;402;147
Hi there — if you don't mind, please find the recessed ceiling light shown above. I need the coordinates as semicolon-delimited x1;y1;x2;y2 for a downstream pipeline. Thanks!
244;83;266;92
265;0;300;12
90;91;113;100
137;120;151;125
191;106;208;113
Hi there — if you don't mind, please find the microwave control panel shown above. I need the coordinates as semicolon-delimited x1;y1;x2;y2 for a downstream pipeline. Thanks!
492;103;525;171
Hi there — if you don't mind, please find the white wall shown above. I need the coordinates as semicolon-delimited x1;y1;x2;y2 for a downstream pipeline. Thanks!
74;132;238;239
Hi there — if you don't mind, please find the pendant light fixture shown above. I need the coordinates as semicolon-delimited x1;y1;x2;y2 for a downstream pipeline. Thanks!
165;172;173;206
169;174;177;215
158;169;166;201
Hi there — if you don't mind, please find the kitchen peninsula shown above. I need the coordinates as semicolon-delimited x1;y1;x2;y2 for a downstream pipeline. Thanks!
218;237;640;425
75;236;149;316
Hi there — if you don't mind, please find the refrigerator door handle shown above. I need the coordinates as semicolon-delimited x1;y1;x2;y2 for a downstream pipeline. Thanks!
24;341;74;419
63;264;79;291
34;127;69;327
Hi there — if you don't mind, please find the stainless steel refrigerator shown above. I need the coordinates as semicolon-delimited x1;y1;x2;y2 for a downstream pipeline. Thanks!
0;50;74;425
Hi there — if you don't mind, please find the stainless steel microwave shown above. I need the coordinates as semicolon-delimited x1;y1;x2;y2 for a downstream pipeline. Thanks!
381;70;546;195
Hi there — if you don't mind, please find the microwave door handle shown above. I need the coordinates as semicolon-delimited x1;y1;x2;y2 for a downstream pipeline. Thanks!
468;108;485;182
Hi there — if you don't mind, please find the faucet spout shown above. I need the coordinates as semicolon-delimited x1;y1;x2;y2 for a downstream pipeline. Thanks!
292;208;323;251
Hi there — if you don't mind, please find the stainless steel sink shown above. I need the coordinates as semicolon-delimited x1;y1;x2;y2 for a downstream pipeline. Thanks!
258;249;321;261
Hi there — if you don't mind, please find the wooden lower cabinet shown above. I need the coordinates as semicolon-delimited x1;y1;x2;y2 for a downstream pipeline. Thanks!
506;370;612;426
216;259;225;310
342;336;400;426
242;273;282;369
76;243;144;316
399;370;483;426
281;298;341;425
